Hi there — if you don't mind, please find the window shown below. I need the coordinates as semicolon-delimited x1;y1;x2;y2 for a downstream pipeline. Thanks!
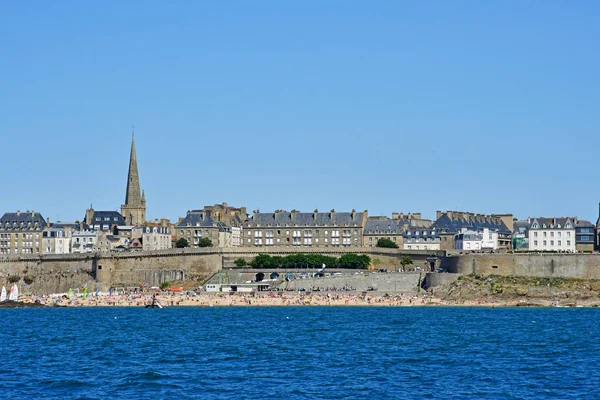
558;240;561;246
543;232;547;238
534;232;538;237
566;232;571;238
543;240;547;246
534;240;538;246
567;240;571;246
558;232;561;237
550;240;554;246
551;232;554;237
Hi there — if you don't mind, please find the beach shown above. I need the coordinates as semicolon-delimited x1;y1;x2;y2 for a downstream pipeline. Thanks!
12;290;600;308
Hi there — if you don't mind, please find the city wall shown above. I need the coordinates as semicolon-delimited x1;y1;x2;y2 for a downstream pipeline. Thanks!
7;247;600;295
0;247;442;294
444;253;600;279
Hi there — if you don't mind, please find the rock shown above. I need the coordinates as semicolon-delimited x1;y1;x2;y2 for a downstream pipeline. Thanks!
0;300;50;309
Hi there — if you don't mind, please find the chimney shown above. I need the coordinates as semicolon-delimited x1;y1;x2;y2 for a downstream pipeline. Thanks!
436;211;443;220
16;210;21;216
330;209;335;220
392;212;399;220
447;211;453;220
351;209;356;220
46;217;51;226
314;209;318;220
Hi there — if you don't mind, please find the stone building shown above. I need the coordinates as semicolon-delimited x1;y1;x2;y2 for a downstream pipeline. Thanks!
433;211;512;250
175;203;246;248
121;133;146;225
242;209;367;248
390;212;432;228
403;228;440;250
363;218;404;248
0;211;47;255
84;207;125;231
528;217;576;252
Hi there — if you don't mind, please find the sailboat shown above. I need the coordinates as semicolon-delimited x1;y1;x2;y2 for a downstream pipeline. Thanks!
0;286;6;302
8;284;18;301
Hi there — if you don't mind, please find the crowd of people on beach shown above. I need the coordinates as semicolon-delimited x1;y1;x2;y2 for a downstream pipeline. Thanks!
15;290;512;308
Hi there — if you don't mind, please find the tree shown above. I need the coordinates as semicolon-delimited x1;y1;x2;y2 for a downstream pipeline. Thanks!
250;254;274;268
198;238;213;247
233;258;247;267
377;238;399;248
400;256;413;271
338;254;371;269
175;238;189;248
159;281;170;290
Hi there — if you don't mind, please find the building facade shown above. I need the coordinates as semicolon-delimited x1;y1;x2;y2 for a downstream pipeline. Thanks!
176;210;222;247
433;211;512;250
121;133;146;225
363;218;404;248
528;217;576;252
0;211;47;255
403;228;440;250
575;220;594;252
42;228;72;254
243;209;367;247
141;226;172;251
84;208;126;231
455;228;498;251
71;231;98;253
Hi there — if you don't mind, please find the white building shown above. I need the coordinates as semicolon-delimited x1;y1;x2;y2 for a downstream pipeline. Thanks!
403;228;440;250
455;228;498;251
42;228;73;254
231;226;242;247
528;217;576;252
141;226;172;251
72;231;98;253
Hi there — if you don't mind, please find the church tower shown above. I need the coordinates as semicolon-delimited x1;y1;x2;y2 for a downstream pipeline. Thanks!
121;132;146;225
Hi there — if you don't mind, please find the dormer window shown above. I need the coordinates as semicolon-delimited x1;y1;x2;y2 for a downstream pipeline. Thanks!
542;224;546;228
557;224;562;228
565;224;571;228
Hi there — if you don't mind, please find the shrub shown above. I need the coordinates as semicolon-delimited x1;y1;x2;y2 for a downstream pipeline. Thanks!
23;275;34;285
376;238;399;248
233;258;247;267
175;238;189;248
8;276;20;283
159;281;170;290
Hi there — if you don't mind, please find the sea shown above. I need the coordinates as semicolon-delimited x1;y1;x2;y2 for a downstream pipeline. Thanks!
1;307;599;399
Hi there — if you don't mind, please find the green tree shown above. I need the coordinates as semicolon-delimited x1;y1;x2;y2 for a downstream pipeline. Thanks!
159;281;170;290
400;256;413;271
376;238;399;248
250;254;274;268
233;258;247;267
175;238;189;248
338;254;371;269
198;237;213;247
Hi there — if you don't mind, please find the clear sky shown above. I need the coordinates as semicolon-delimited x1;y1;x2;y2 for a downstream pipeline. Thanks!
1;1;599;223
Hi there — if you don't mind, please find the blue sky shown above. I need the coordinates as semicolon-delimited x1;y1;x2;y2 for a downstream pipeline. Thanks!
1;1;599;223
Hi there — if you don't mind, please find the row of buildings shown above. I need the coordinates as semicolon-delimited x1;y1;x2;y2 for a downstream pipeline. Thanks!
1;133;598;256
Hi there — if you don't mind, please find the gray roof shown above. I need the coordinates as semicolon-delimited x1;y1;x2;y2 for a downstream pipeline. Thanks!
433;213;511;234
529;217;575;230
244;210;365;228
513;220;529;235
576;219;594;228
0;211;47;230
403;228;440;239
177;211;216;228
364;219;403;234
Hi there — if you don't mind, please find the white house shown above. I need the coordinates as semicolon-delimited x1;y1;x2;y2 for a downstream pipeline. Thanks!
42;228;73;254
455;228;498;251
528;217;576;252
71;231;98;253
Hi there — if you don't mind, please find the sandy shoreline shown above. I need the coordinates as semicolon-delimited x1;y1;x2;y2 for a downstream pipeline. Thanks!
11;292;600;308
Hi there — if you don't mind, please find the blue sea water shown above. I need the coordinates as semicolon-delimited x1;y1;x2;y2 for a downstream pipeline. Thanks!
1;307;600;399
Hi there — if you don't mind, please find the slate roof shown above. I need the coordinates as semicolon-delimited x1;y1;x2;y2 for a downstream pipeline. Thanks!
512;220;530;236
176;211;216;228
87;211;125;231
0;211;47;231
576;219;594;228
529;217;575;230
364;219;404;234
244;210;365;228
433;213;510;234
403;228;440;239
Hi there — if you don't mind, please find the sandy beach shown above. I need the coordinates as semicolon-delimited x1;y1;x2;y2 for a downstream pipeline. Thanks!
12;291;598;308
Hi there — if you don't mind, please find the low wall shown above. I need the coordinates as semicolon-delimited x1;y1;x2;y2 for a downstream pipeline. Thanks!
445;253;600;279
422;272;460;289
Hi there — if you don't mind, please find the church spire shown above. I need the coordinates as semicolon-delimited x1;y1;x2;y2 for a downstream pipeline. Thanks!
125;131;141;206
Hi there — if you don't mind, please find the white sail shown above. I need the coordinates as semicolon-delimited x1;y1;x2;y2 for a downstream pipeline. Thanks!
0;286;6;302
8;284;18;301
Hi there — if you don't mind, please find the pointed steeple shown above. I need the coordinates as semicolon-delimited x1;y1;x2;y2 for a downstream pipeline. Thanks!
125;131;141;206
122;129;146;225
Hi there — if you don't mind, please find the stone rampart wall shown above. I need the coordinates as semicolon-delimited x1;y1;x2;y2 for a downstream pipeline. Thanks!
444;254;600;279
